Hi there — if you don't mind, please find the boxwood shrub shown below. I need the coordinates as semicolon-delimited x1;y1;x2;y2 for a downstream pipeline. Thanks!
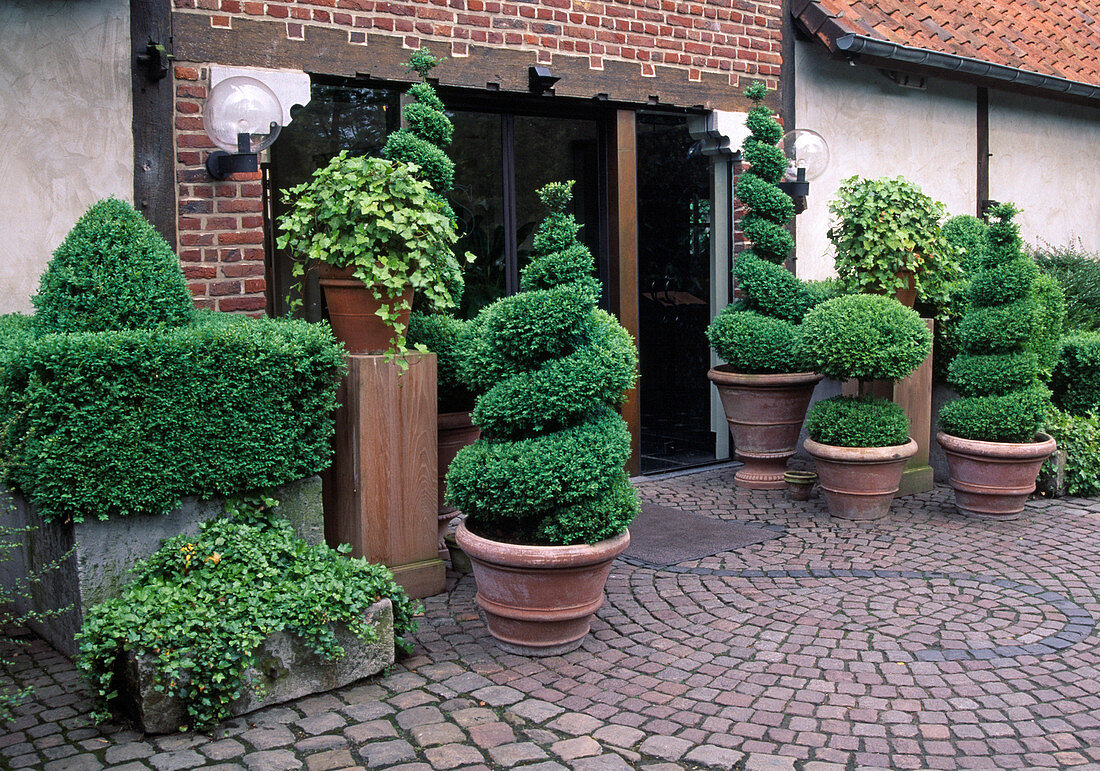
706;310;803;374
1052;333;1100;415
938;384;1051;443
1040;407;1100;497
806;395;910;448
948;351;1039;397
0;314;344;523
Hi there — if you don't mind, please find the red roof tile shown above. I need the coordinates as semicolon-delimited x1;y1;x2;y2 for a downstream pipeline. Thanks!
795;0;1100;88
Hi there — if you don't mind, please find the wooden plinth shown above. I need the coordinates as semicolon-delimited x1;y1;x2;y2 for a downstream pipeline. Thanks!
323;353;445;599
842;318;935;496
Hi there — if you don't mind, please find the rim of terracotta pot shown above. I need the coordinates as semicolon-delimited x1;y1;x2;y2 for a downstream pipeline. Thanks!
439;410;476;431
455;521;630;569
707;367;824;388
936;431;1056;460
804;437;919;463
784;470;818;483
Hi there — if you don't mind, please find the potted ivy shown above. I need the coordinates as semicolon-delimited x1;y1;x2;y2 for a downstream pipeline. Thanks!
446;181;638;655
828;176;960;308
705;82;824;489
276;152;464;355
799;294;932;520
937;204;1060;518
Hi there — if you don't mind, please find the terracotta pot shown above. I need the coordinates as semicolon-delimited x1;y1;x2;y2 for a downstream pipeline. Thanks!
316;263;413;354
436;411;480;558
707;367;824;489
456;521;629;656
804;437;918;520
937;431;1056;520
894;269;917;308
784;470;817;501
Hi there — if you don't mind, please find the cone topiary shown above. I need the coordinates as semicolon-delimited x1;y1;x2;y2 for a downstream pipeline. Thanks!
939;204;1063;442
445;181;638;546
32;198;196;334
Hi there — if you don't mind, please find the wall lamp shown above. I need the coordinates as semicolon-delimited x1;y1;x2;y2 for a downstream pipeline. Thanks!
203;76;284;179
776;129;829;214
529;66;560;94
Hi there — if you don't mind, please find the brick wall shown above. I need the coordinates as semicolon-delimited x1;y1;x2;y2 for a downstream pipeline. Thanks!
174;65;268;314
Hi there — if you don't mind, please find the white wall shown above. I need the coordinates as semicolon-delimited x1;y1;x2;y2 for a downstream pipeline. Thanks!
989;92;1100;253
793;40;977;280
0;0;133;315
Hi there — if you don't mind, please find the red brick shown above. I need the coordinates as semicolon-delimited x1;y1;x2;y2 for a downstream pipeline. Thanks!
210;280;243;296
217;230;265;246
174;65;200;80
217;295;267;312
216;199;263;213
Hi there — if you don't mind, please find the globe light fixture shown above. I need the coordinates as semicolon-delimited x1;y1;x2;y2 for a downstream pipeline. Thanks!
776;129;829;212
202;76;283;179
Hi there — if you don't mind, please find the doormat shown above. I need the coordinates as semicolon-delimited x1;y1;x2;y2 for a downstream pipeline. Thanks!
622;503;783;567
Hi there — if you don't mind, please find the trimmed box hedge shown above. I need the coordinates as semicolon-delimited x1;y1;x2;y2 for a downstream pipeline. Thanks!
0;312;344;523
1052;332;1100;415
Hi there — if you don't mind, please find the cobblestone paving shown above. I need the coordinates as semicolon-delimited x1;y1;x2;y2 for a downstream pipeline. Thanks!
5;469;1100;770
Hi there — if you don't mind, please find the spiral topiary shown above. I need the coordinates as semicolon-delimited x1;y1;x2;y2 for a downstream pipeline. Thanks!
735;82;794;265
446;181;639;546
939;204;1063;442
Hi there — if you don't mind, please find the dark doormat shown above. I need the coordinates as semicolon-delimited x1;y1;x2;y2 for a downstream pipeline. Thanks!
622;503;783;567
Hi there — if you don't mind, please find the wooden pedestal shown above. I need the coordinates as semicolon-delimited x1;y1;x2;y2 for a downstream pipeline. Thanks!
323;353;445;598
842;318;935;496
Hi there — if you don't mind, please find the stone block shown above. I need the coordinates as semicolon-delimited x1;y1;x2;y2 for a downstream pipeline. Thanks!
0;476;323;657
122;598;394;734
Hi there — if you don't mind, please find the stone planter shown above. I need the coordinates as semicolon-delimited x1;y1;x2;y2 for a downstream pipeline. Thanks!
121;599;394;734
436;410;480;558
805;437;918;520
707;367;824;489
316;263;413;354
456;521;629;656
937;431;1057;519
0;476;323;658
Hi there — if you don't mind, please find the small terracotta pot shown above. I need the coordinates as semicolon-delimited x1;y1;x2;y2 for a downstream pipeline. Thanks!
436;411;480;558
784;470;817;501
443;531;472;574
937;431;1056;520
804;437;918;520
316;263;413;354
707;367;824;490
456;522;629;656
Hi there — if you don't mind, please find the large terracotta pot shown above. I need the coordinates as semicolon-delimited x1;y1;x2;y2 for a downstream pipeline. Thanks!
707;367;823;489
804;437;918;520
437;411;480;558
455;521;629;656
937;431;1056;520
316;263;413;354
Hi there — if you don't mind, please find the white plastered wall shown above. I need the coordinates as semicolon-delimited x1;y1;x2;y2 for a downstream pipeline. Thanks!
0;0;133;315
989;92;1100;253
792;40;976;280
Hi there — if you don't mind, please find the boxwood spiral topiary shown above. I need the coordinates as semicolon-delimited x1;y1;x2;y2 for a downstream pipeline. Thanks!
33;198;196;334
735;83;794;265
939;204;1061;442
445;181;639;545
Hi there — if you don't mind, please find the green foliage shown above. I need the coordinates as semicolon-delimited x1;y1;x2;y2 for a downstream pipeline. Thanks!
938;384;1051;443
806;396;910;448
383;129;455;194
1032;241;1100;332
932;281;969;382
957;298;1037;354
385;48;456;197
802;278;842;308
734;253;816;322
1029;273;1067;378
1041;408;1100;497
735;84;794;265
827;176;961;307
447;182;638;545
942;214;988;272
276;152;466;355
32;198;196;335
968;259;1038;306
0;314;343;523
406;46;442;78
706;309;803;374
948;351;1039;397
77;501;418;731
797;294;932;383
1052;333;1100;415
983;202;1023;267
407;311;475;412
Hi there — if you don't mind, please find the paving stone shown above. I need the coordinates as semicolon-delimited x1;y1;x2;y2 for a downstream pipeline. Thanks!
509;698;566;722
344;719;399;743
471;685;525;706
548;712;604;735
744;752;798;771
43;757;102;771
684;744;745;769
202;738;248;761
638;735;694;761
551;736;603;760
410;721;467;747
569;753;635;770
242;726;296;750
450;707;498;727
243;749;302;770
593;725;645;749
295;735;347;753
489;741;549;765
304;748;355;770
149;749;207;771
105;742;156;764
468;721;516;748
295;712;346;734
395;705;446;730
423;743;486;768
360;739;417;767
441;672;495;693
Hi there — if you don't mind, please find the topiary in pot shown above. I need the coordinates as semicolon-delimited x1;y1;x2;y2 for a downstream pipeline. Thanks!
446;180;638;655
704;83;824;489
937;204;1062;519
799;294;932;519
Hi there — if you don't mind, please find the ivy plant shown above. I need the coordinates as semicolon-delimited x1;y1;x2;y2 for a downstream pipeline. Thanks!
276;152;469;358
77;495;419;731
828;176;961;308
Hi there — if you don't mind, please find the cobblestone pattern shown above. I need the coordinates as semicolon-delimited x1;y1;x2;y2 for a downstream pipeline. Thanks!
4;471;1100;770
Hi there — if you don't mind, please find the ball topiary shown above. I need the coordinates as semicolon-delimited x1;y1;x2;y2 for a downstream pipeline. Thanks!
939;203;1061;442
705;310;802;374
446;181;638;546
32;198;196;334
797;294;932;383
806;395;910;448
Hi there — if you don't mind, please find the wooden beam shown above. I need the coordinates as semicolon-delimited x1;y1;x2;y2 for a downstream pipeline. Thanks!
977;86;990;216
131;0;176;246
609;110;641;476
